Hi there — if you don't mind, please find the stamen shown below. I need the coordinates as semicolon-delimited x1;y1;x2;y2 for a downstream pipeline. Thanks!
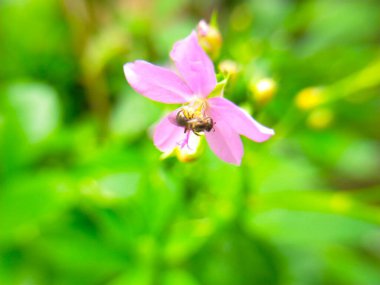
178;130;192;150
182;97;208;119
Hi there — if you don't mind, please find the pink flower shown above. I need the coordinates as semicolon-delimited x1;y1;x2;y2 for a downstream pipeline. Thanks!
124;30;274;165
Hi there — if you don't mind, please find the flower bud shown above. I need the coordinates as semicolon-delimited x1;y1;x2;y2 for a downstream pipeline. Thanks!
197;20;222;59
249;78;277;105
160;133;202;162
176;147;199;162
218;60;239;81
176;133;202;162
295;87;325;110
306;107;334;130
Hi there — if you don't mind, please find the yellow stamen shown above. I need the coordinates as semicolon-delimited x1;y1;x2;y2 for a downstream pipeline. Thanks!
183;97;208;119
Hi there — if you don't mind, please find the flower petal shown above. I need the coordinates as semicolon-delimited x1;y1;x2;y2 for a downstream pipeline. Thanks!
170;31;216;97
205;118;243;165
124;60;193;104
153;109;186;152
208;97;274;142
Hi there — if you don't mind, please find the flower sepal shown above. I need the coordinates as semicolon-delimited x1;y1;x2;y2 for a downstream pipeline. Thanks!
208;76;229;98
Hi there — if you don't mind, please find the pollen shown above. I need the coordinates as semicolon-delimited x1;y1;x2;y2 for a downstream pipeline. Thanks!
182;97;209;119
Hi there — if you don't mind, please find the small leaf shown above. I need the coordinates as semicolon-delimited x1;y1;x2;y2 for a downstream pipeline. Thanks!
208;77;229;98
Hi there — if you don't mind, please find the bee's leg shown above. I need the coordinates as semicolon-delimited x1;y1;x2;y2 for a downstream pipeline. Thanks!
193;131;201;136
184;127;188;133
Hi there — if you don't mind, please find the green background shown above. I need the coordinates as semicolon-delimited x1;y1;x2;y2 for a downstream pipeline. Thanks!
1;0;380;284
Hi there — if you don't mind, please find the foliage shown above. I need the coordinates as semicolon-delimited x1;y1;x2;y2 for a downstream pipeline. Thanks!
1;0;380;284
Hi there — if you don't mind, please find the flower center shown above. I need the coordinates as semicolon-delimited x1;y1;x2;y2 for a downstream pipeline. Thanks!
174;97;214;149
182;97;208;119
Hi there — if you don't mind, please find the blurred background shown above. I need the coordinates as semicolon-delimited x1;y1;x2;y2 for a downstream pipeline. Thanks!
1;0;380;284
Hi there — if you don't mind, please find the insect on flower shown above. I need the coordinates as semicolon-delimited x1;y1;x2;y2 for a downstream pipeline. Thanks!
172;108;214;136
123;22;274;165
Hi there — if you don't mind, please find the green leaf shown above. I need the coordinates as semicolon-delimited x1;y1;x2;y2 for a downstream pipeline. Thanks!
208;77;229;98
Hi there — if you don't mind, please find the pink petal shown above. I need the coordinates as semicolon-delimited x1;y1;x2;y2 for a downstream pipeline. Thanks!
170;31;216;97
153;109;186;152
205;118;243;165
208;97;274;142
124;60;193;104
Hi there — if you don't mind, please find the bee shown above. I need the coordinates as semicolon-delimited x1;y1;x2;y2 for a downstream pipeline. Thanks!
172;109;214;135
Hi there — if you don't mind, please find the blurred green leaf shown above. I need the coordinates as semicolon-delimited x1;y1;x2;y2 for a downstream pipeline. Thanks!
5;82;61;144
1;0;380;284
110;90;161;141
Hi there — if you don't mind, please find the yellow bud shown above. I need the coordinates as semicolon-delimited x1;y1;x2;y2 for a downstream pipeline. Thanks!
176;147;199;162
197;20;222;59
306;108;334;130
218;60;239;81
295;87;325;110
160;134;202;163
250;78;277;105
